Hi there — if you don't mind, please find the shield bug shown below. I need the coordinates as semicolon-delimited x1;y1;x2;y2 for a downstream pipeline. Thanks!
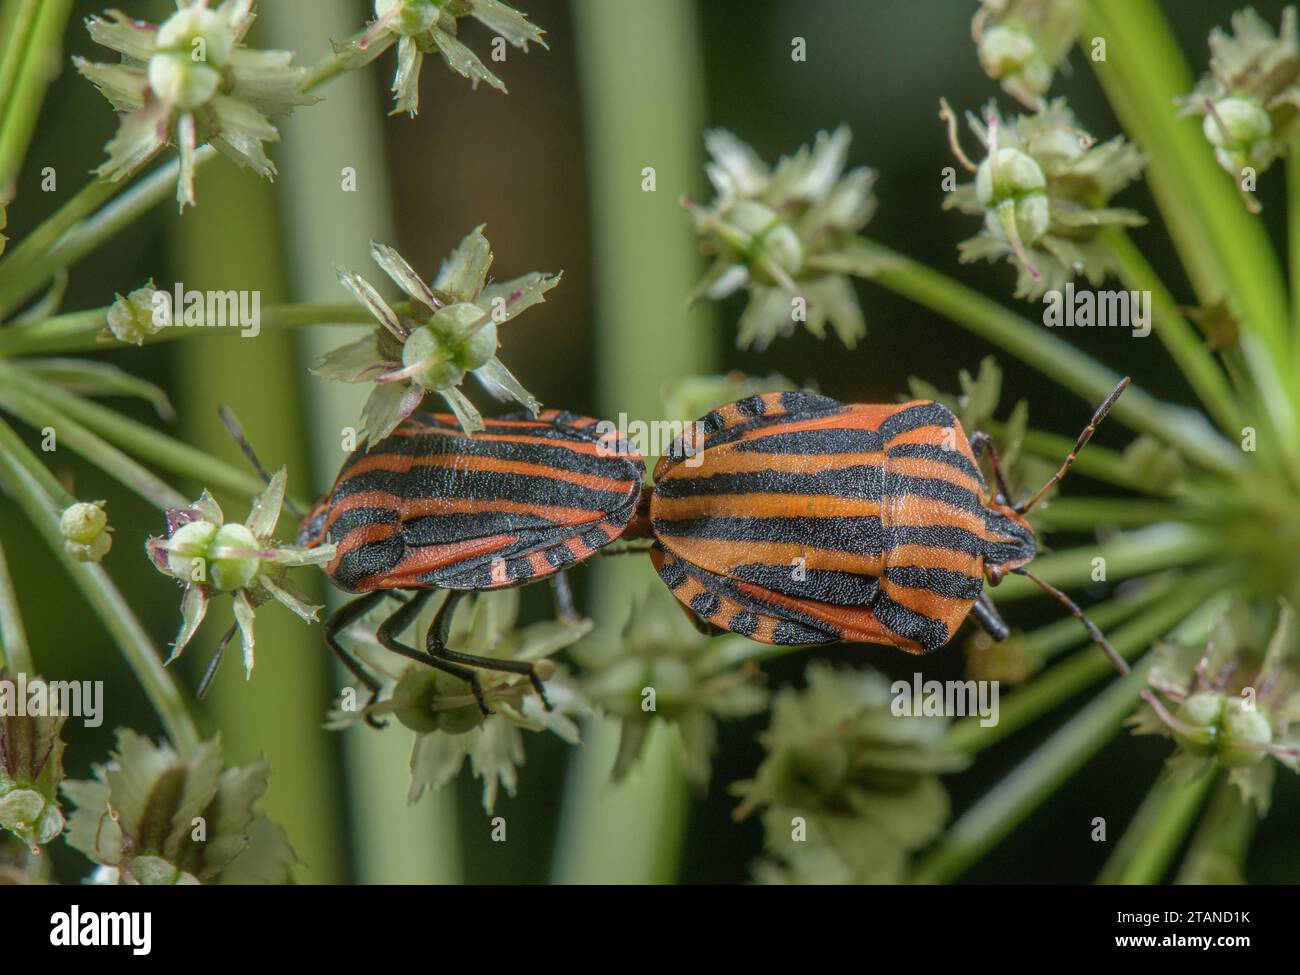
297;409;645;715
644;380;1131;673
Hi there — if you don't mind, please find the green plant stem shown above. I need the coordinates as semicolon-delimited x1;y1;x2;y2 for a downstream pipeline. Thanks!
0;535;29;671
1082;0;1299;455
0;175;127;294
0;149;216;320
0;363;288;506
1291;138;1300;389
1174;776;1256;884
1104;230;1242;436
853;238;1243;478
0;302;373;357
0;378;189;509
1096;767;1218;885
1030;497;1182;531
0;416;199;754
0;0;39;136
0;0;71;193
991;523;1220;602
945;565;1234;754
913;661;1150;883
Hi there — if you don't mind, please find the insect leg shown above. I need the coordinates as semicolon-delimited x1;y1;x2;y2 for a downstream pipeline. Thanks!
426;591;555;713
372;590;491;716
969;591;1010;642
550;570;580;624
196;624;238;699
968;431;1015;506
325;591;390;728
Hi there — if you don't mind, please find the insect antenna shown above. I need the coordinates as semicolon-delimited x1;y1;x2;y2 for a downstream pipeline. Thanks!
218;405;305;519
1016;376;1130;515
1013;567;1129;675
197;624;238;699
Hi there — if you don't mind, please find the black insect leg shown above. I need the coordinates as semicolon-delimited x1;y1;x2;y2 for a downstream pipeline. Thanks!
373;589;491;716
970;591;1010;642
324;591;390;728
427;590;555;713
550;570;580;624
968;431;1015;506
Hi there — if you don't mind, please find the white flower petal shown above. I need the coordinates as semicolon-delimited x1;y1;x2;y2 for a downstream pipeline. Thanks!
370;241;442;311
244;467;287;538
169;585;209;663
233;590;256;679
337;267;406;339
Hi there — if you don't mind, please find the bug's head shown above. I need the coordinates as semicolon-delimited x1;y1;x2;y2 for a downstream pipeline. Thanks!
981;501;1036;583
296;496;332;549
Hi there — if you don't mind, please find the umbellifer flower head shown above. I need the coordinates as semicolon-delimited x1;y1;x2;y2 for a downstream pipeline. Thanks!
314;228;553;442
145;469;334;678
1130;601;1300;815
971;0;1080;109
75;0;316;209
327;589;588;814
941;98;1145;298
343;0;546;115
685;126;877;350
1179;6;1300;197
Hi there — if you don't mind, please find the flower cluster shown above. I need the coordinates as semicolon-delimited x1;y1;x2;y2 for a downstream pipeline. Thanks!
732;663;967;884
1130;602;1299;814
75;1;316;209
60;500;113;563
575;587;769;787
344;0;546;115
0;672;66;851
942;98;1145;298
62;731;294;884
145;470;334;678
329;589;588;813
685;127;878;350
971;0;1080;109
314;229;553;442
1180;6;1300;198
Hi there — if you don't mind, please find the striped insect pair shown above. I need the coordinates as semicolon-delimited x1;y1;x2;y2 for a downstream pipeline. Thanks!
267;376;1130;718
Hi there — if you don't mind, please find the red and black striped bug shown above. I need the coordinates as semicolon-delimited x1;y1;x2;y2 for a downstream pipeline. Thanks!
640;379;1131;672
292;409;646;717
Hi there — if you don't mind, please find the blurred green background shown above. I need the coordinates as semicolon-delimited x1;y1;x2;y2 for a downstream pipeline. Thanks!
4;0;1298;883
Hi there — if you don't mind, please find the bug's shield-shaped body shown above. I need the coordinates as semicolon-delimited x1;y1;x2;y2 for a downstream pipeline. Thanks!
650;392;1035;652
299;410;645;593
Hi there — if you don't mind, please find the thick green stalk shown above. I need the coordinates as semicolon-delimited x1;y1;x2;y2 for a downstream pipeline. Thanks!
0;176;121;296
0;417;199;754
0;0;71;192
0;379;189;509
0;151;213;319
1082;0;1298;450
0;301;372;357
260;0;460;885
1174;776;1256;884
945;566;1233;754
0;0;39;134
0;535;29;671
1029;497;1181;531
855;238;1244;477
553;0;714;884
1096;767;1218;885
1292;140;1300;384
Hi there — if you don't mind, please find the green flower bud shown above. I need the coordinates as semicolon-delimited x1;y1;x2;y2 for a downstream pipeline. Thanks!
165;520;218;579
376;0;441;35
391;669;483;735
976;147;1047;205
208;523;262;591
0;788;64;847
156;6;235;64
60;501;108;544
1203;96;1271;150
1173;691;1224;755
977;24;1039;80
402;324;468;390
66;533;112;564
728;201;805;277
1220;698;1272;768
434;302;498;372
984;195;1050;247
147;51;221;111
106;283;165;346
